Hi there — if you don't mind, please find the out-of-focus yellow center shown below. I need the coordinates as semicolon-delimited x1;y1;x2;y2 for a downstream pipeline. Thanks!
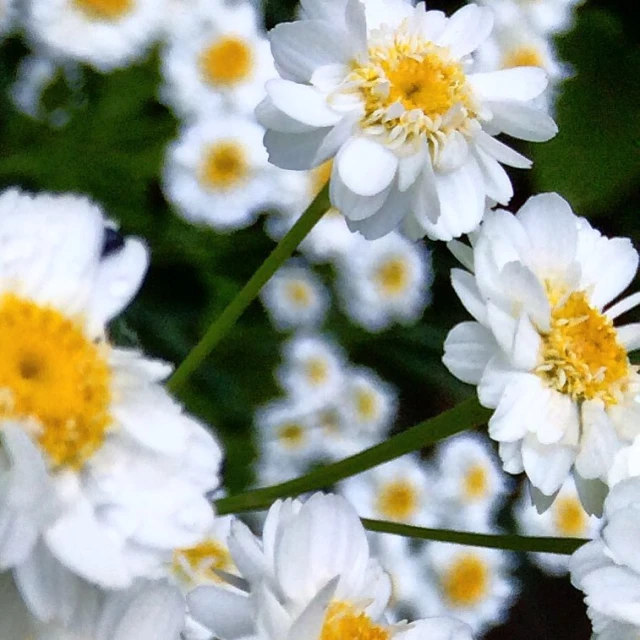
463;464;488;501
319;409;341;435
74;0;132;19
311;161;333;197
173;539;234;585
554;496;588;536
442;554;489;607
0;294;112;469
537;291;630;405
355;388;378;421
305;357;329;386
502;46;545;69
199;36;254;87
285;281;312;307
376;479;419;521
320;602;389;640
375;258;409;297
277;422;305;449
200;141;248;191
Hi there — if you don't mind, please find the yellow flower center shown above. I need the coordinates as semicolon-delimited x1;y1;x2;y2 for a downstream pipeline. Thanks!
304;357;329;386
311;161;334;197
553;496;588;537
74;0;132;19
277;422;306;449
376;479;419;521
442;553;489;607
320;602;389;640
355;388;378;421
375;258;409;297
537;291;631;405
200;141;249;191
463;464;488;501
199;36;254;87
502;46;545;69
285;281;312;307
173;539;234;585
0;294;112;469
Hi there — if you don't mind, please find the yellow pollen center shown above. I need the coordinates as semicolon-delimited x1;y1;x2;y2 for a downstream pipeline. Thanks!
537;291;630;404
285;281;312;307
277;423;305;449
375;258;409;296
502;46;545;69
320;602;389;640
199;37;254;87
442;554;489;607
376;479;419;521
0;294;112;469
311;161;333;197
305;357;329;386
554;496;588;536
74;0;132;19
463;464;488;501
173;539;234;585
355;388;378;421
200;141;249;191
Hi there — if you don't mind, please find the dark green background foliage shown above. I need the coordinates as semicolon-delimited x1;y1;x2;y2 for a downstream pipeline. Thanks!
0;1;637;636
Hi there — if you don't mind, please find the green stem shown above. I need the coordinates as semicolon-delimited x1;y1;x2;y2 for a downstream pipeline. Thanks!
168;185;330;392
363;519;587;555
215;396;491;515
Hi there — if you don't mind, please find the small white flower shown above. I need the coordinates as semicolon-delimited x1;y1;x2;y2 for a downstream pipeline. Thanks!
478;0;582;36
336;232;433;331
443;193;640;514
0;0;17;38
259;0;556;241
161;0;275;118
260;262;329;331
26;0;166;71
515;476;601;576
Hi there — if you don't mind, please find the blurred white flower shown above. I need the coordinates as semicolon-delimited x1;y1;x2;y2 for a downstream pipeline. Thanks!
478;0;582;36
0;0;16;38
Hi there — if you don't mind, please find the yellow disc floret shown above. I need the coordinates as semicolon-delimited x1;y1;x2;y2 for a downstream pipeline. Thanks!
285;281;312;307
442;553;489;607
375;258;409;297
321;602;389;640
553;496;588;537
502;46;545;69
463;464;488;501
0;294;111;469
199;37;254;87
376;479;419;521
355;388;379;421
173;539;234;586
537;291;631;405
74;0;132;19
304;357;329;386
200;141;249;191
277;423;306;449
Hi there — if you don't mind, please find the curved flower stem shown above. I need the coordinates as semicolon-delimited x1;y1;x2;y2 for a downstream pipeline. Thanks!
363;519;587;555
215;396;492;515
168;184;330;393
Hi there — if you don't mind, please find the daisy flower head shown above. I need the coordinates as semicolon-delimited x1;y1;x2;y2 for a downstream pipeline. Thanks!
0;189;222;616
26;0;166;72
515;476;601;576
164;115;286;231
443;192;640;514
188;493;473;640
336;232;433;331
434;432;509;530
258;0;557;242
161;0;275;118
570;477;640;639
260;261;329;331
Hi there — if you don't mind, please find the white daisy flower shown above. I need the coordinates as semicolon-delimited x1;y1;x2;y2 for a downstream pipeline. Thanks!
443;192;640;514
188;493;473;640
336;232;433;331
0;189;222;617
434;432;509;531
340;456;438;526
422;543;517;635
478;0;582;36
26;0;166;72
164;115;286;231
260;261;329;331
161;0;275;118
255;452;304;486
258;0;557;241
570;477;640;639
515;476;601;576
312;402;366;461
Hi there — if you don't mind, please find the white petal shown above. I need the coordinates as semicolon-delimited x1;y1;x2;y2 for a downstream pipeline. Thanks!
398;145;428;192
618;324;640;351
489;101;558;142
607;292;640;321
474;131;532;169
470;67;548;102
443;321;497;384
434;131;468;172
337;137;398;197
266;79;342;127
574;474;608;518
256;97;318;133
188;586;255;639
473;145;513;204
522;435;576;496
511;313;542;371
435;4;494;58
451;268;487;324
264;127;334;170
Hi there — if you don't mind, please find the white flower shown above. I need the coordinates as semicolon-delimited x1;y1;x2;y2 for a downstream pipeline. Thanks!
161;0;275;118
336;232;432;331
570;477;640;639
259;0;556;241
443;192;640;514
26;0;166;71
515;476;600;576
0;189;222;618
260;262;329;331
188;493;473;640
164;115;290;231
434;433;509;530
0;0;16;38
478;0;582;36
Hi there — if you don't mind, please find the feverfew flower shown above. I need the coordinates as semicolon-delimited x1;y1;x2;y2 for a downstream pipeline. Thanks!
0;189;222;619
188;493;473;640
516;477;600;576
26;0;166;72
260;262;329;331
337;232;432;331
443;193;640;514
161;0;274;118
259;0;556;241
570;477;640;639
